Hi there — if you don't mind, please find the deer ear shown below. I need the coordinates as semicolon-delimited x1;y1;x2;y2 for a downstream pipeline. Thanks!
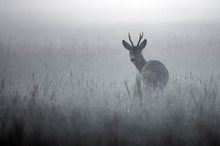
139;39;147;50
122;40;131;50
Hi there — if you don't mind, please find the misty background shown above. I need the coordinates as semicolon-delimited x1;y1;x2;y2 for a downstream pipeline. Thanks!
1;1;220;145
0;0;220;82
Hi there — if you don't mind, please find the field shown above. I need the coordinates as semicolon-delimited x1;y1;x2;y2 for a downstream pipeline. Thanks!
0;23;220;146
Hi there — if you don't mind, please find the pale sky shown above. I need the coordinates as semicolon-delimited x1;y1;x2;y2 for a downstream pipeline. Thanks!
0;0;219;27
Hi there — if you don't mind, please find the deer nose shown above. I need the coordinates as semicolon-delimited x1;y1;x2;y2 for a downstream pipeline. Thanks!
130;58;136;63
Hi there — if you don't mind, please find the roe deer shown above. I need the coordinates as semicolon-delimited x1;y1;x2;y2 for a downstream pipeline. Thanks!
122;33;169;91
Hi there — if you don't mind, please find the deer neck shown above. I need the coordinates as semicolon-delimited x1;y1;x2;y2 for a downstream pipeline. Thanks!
133;55;147;73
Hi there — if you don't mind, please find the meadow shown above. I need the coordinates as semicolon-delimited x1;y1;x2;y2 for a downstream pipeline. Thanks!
0;23;220;146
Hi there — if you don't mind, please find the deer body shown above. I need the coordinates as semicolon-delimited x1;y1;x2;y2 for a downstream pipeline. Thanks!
122;33;169;90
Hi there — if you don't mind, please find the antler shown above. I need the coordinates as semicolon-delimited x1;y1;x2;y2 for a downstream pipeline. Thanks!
128;33;134;46
137;32;144;46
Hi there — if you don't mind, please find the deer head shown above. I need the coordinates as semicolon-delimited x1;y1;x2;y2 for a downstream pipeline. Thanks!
122;33;147;64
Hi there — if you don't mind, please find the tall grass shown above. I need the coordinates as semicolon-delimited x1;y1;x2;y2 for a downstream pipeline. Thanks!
0;72;220;146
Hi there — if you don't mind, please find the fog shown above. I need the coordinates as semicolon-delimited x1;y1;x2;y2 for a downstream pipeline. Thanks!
0;0;220;86
1;0;220;145
1;0;220;28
